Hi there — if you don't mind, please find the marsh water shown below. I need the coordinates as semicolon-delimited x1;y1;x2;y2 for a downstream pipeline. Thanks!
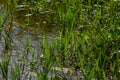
0;1;83;80
0;2;63;80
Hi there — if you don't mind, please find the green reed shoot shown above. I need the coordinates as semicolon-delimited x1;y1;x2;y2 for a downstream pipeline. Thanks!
0;52;11;80
0;17;2;31
20;36;31;74
11;68;16;80
36;34;56;80
4;33;12;51
11;62;20;80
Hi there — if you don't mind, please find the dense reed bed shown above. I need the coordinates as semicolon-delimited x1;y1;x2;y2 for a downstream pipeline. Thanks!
0;0;120;80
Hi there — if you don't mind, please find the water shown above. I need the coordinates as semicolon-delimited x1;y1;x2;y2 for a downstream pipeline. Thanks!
0;2;82;79
0;2;61;80
2;1;83;80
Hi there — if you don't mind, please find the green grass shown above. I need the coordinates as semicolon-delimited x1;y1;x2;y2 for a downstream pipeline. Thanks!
11;62;21;80
0;51;11;80
0;0;120;80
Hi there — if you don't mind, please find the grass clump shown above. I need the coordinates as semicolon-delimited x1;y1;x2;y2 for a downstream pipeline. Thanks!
0;51;11;80
11;62;21;80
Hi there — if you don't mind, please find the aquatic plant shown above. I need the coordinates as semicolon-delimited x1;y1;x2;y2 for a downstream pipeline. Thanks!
11;62;21;80
0;0;120;79
0;51;11;80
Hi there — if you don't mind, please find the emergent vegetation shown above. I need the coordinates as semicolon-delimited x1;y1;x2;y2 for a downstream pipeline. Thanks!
0;0;120;80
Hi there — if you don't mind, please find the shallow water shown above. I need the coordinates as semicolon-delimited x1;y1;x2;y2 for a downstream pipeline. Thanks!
0;2;83;79
0;2;61;79
1;1;86;80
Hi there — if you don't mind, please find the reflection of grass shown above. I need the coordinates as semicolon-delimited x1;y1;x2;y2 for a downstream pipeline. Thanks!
0;0;120;80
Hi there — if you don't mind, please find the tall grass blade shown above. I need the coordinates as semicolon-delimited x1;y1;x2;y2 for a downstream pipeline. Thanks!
0;52;11;80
